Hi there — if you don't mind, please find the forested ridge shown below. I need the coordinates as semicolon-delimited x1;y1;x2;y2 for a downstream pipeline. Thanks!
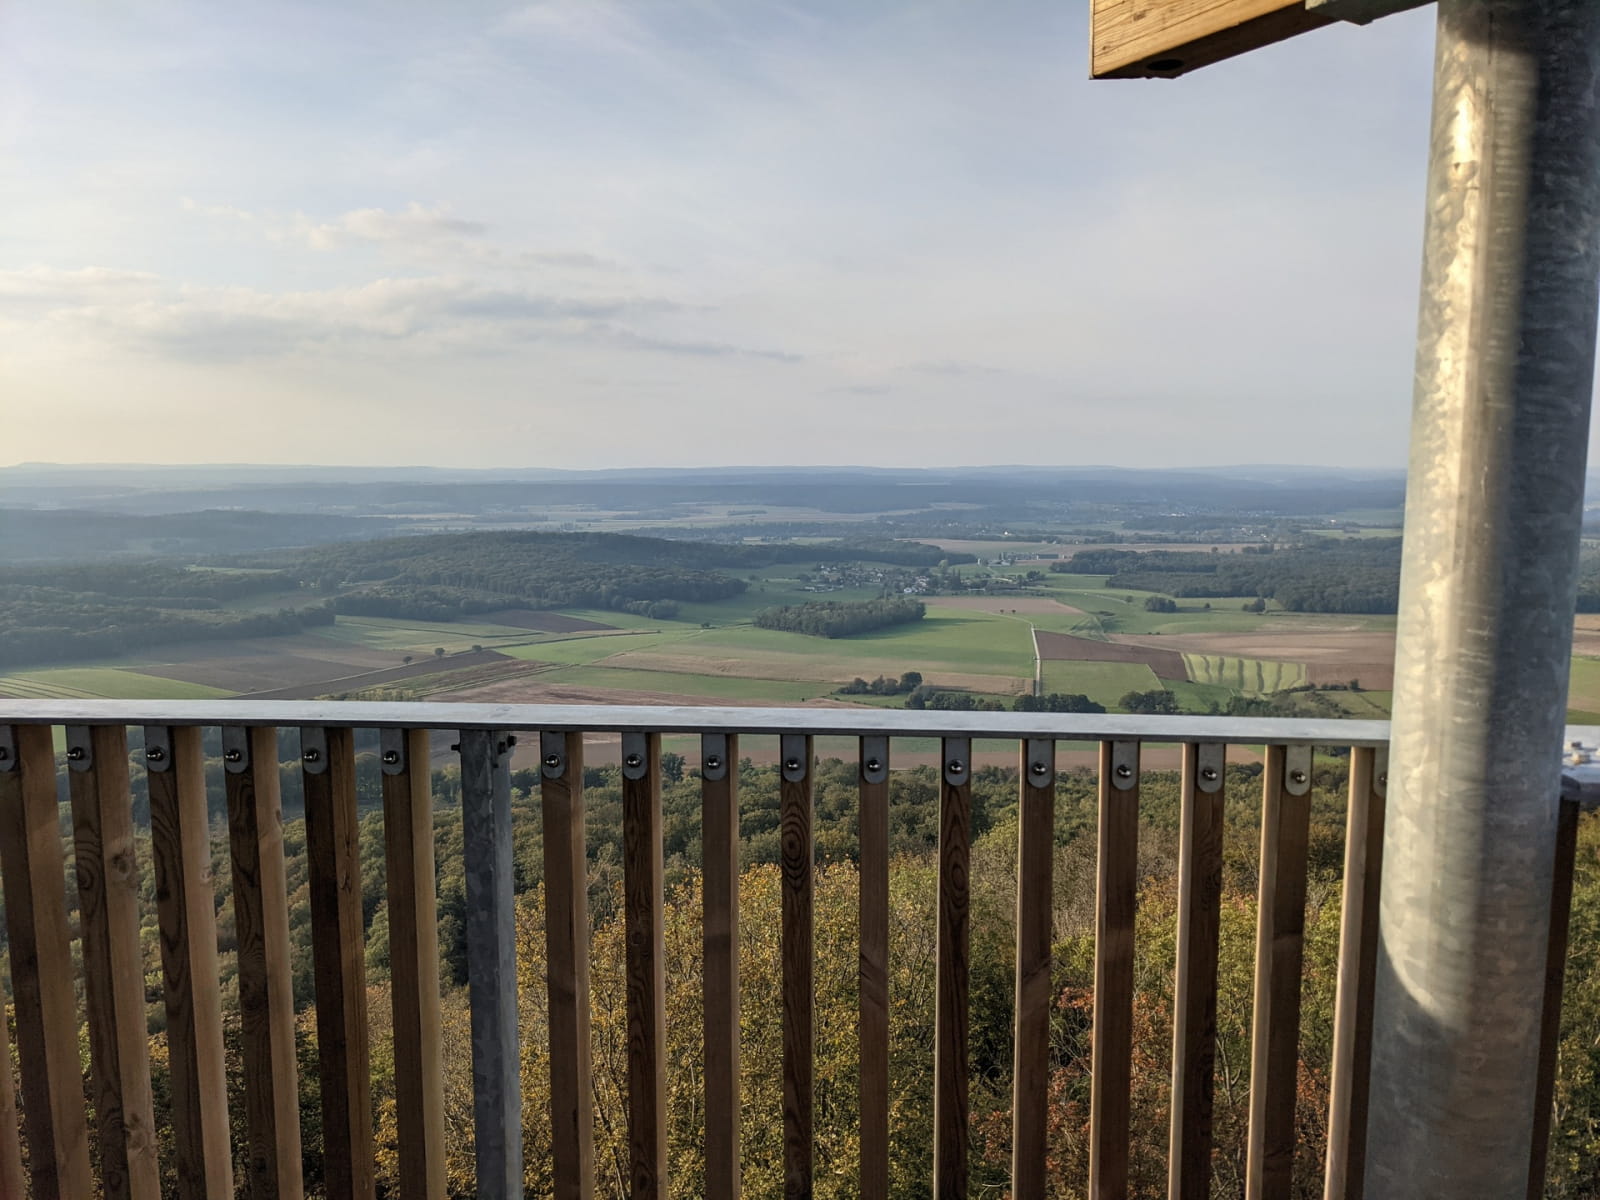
753;597;926;638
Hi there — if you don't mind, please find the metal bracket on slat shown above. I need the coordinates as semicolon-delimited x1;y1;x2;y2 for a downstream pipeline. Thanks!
541;731;567;780
1284;744;1313;797
943;737;971;788
65;725;92;773
621;731;651;781
1195;743;1225;794
301;727;329;776
860;735;889;785
1025;738;1055;788
145;726;176;774
0;725;16;773
1373;747;1388;798
1110;740;1139;791
220;726;249;774
780;734;809;783
701;732;729;782
380;728;407;776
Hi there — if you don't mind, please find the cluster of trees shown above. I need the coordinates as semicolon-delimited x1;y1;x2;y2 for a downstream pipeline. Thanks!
837;671;923;696
1120;689;1180;714
904;687;1005;711
1012;692;1106;713
754;598;925;638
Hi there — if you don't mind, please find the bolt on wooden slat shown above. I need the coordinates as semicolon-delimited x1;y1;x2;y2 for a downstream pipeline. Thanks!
1091;740;1140;1200
780;733;815;1200
858;735;891;1200
702;732;742;1199
1013;738;1056;1199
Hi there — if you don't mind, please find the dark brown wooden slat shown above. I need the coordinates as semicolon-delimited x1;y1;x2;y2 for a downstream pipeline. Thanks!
223;726;304;1200
147;726;233;1200
0;724;93;1199
1169;742;1226;1200
68;724;162;1200
0;949;25;1200
936;737;972;1199
702;732;742;1199
780;733;814;1200
1245;744;1313;1200
380;728;447;1200
1013;738;1055;1200
1323;747;1386;1200
301;726;376;1200
623;731;668;1198
858;736;891;1200
1528;793;1581;1200
541;730;596;1200
1091;739;1139;1200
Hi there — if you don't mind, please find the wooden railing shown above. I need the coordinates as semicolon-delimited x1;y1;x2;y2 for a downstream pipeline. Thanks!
0;702;1580;1199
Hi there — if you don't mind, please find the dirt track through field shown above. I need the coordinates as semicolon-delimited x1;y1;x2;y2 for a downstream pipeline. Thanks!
1033;630;1188;680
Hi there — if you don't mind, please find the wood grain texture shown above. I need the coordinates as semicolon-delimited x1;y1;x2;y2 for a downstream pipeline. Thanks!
380;728;447;1200
224;726;304;1200
147;726;233;1200
935;737;971;1199
1091;741;1139;1200
1091;0;1332;78
0;952;26;1200
623;732;668;1199
69;724;161;1200
858;736;890;1200
542;731;596;1200
702;733;742;1199
1013;739;1055;1200
301;726;376;1200
1245;745;1312;1200
1529;795;1580;1200
0;724;93;1200
1169;743;1225;1200
780;734;814;1200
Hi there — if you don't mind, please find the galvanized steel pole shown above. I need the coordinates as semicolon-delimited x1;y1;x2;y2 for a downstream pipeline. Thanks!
1366;1;1600;1194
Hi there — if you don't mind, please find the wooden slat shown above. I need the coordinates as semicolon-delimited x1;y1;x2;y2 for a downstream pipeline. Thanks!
1245;744;1313;1200
623;731;668;1198
68;724;161;1200
1322;747;1385;1200
702;733;742;1199
541;731;595;1200
1169;743;1227;1200
1013;739;1056;1199
1091;0;1333;79
223;725;304;1200
780;733;814;1200
301;726;376;1200
1528;794;1581;1200
459;728;522;1200
380;728;447;1200
936;737;972;1199
859;735;891;1200
147;726;233;1199
0;724;93;1199
0;940;26;1200
1091;740;1140;1200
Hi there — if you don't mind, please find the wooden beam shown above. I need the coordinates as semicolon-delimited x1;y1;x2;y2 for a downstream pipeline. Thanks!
1091;0;1335;79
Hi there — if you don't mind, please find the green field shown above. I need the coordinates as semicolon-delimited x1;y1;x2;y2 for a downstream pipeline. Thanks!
0;668;234;700
317;615;545;653
535;665;833;703
1183;654;1308;693
1040;661;1163;708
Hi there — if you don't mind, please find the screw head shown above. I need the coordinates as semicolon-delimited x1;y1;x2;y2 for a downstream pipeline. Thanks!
1115;764;1133;779
704;755;722;771
0;746;11;761
784;757;802;773
382;750;400;765
66;747;85;762
625;753;643;769
225;748;244;764
303;748;322;764
1289;769;1308;785
1030;760;1049;777
1378;773;1388;788
1200;766;1218;782
145;747;165;763
864;758;882;773
543;753;562;770
947;759;966;776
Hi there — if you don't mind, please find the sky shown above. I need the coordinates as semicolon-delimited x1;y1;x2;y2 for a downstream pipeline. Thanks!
0;1;1450;470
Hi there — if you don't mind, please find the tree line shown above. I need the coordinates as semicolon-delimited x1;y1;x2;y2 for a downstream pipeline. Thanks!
754;597;926;638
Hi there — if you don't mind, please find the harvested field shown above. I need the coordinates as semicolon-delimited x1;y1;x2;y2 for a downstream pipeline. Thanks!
925;596;1086;615
480;609;617;633
241;651;519;699
602;649;1024;695
1114;631;1396;690
136;634;402;692
1034;630;1187;679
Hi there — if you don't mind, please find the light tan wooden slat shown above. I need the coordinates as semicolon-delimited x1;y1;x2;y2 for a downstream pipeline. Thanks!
1091;740;1140;1200
67;724;161;1200
147;726;233;1200
935;737;973;1199
1528;794;1581;1200
541;730;596;1200
1090;0;1332;79
222;726;304;1200
1168;743;1227;1200
0;943;25;1200
380;728;447;1200
1323;747;1386;1200
1013;739;1055;1199
702;733;741;1199
0;724;93;1199
780;733;814;1200
1245;744;1313;1200
623;731;668;1198
301;726;376;1200
858;736;891;1200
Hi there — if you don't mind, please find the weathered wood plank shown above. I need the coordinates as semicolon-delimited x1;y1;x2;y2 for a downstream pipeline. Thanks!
1529;794;1581;1200
68;724;161;1200
623;731;668;1198
936;737;972;1199
702;732;742;1199
1091;740;1140;1200
859;736;891;1200
1169;743;1226;1200
301;726;376;1200
1246;744;1313;1200
147;725;233;1200
541;731;595;1200
223;725;304;1200
1091;0;1333;79
780;733;814;1200
380;728;447;1200
0;724;94;1200
1013;739;1056;1200
0;945;25;1200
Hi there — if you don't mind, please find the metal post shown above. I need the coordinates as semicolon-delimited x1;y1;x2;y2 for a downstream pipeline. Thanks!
1366;1;1600;1194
